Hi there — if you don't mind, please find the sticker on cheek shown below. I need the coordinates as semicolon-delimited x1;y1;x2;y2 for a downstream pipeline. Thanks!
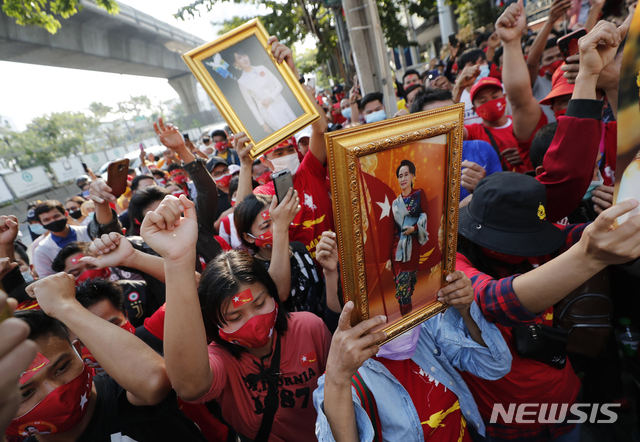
231;288;254;308
261;210;270;221
20;353;51;384
70;254;85;265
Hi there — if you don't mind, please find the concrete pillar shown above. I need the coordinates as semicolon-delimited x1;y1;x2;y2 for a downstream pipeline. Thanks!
437;0;457;45
342;0;398;116
168;74;202;115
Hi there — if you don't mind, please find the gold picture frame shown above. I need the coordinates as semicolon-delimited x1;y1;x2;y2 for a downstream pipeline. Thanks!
326;104;465;344
182;18;319;158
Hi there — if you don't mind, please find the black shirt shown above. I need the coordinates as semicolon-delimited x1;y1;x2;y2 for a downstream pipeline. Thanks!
26;373;206;442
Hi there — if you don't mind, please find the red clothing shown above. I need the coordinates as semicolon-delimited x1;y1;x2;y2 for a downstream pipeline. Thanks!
602;121;617;186
377;358;472;441
456;253;581;440
537;115;604;222
193;312;332;442
254;153;334;260
465;113;547;173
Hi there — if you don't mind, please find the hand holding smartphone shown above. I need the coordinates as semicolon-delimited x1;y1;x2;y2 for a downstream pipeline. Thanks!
272;169;294;204
557;28;587;60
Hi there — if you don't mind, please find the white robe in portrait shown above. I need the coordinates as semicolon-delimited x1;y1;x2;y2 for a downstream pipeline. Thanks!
237;65;297;131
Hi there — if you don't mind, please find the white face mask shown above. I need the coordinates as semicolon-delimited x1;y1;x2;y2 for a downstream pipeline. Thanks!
21;271;34;283
30;224;45;235
376;325;421;361
269;153;300;175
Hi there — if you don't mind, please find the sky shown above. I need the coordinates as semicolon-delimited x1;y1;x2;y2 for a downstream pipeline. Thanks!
0;0;262;131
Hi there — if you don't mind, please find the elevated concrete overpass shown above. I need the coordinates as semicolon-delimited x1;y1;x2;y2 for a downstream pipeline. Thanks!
0;0;207;114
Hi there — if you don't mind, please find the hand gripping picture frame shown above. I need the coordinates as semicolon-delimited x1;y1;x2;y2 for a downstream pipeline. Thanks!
182;18;319;158
326;104;465;343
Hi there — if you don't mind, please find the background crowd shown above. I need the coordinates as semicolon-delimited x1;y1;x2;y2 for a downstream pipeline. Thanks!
2;1;640;441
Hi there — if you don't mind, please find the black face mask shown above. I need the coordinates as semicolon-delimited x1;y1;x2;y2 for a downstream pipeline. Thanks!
69;210;83;219
43;218;68;233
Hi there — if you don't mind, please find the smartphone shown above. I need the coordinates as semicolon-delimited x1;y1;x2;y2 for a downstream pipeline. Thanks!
448;33;458;47
557;28;587;60
308;77;316;90
271;169;294;204
182;133;190;141
106;158;130;199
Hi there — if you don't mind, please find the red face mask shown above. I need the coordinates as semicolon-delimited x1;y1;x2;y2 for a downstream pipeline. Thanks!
554;108;567;119
255;171;272;185
75;268;111;286
218;303;278;348
214;173;232;188
214;141;227;152
171;190;187;198
248;229;273;248
6;359;93;437
475;97;507;122
481;247;526;264
539;59;563;78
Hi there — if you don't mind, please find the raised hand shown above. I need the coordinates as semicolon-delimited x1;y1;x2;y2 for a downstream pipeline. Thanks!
580;200;640;265
89;177;116;204
455;65;481;89
0;289;37;435
325;301;387;383
437;271;475;311
578;20;624;78
81;233;136;269
461;160;487;194
548;0;573;24
267;36;297;74
0;215;19;247
234;132;254;166
0;258;18;280
591;185;614;214
316;231;339;273
270;188;300;232
26;273;78;319
488;31;501;49
496;0;526;44
154;117;186;151
140;194;198;262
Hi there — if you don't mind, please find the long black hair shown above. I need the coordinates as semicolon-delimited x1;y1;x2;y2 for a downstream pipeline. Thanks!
198;251;289;358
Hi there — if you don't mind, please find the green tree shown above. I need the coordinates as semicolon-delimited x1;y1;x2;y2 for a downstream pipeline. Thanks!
2;0;119;34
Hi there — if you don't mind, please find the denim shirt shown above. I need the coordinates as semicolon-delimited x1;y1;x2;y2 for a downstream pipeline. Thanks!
313;302;512;442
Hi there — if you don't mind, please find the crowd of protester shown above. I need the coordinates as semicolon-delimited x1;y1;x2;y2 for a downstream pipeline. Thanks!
2;2;640;441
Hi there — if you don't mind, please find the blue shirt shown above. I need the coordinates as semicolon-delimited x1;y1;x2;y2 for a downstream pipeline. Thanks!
313;302;512;441
50;227;77;249
460;140;503;201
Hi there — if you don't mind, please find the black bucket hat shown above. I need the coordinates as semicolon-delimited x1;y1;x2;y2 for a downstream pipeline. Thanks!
458;172;565;257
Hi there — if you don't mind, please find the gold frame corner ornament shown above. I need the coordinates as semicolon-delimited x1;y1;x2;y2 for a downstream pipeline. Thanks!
181;18;319;159
326;103;465;344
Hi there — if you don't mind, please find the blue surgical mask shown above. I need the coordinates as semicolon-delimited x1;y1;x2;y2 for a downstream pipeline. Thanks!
342;107;352;120
476;64;490;82
30;224;45;235
365;109;387;124
583;179;604;200
376;325;421;360
21;271;34;283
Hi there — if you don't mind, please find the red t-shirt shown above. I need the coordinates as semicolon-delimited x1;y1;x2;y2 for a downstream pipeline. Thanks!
254;153;334;260
377;358;472;441
193;312;331;442
465;113;547;173
456;256;581;434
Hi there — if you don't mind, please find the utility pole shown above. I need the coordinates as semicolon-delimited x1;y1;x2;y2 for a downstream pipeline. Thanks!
342;0;398;116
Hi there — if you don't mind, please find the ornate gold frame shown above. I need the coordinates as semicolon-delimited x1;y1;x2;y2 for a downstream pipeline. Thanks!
326;104;465;344
182;19;319;158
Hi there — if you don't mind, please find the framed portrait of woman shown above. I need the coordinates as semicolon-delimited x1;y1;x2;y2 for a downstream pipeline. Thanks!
182;19;319;158
326;104;464;343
